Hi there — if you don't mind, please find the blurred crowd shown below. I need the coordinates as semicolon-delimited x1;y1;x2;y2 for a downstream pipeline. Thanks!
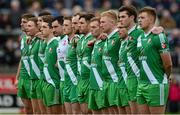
0;1;179;66
0;0;179;113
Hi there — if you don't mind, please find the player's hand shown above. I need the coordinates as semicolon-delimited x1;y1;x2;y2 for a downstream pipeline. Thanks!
151;26;164;34
14;79;18;89
98;33;108;40
87;39;96;47
35;32;42;38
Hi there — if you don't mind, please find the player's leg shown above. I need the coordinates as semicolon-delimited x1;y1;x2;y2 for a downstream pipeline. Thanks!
30;80;41;114
127;77;138;114
148;84;169;114
70;85;81;114
17;78;33;114
60;81;66;114
138;103;150;114
64;102;72;113
21;98;33;114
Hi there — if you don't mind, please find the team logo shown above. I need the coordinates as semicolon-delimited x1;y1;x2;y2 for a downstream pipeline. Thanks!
99;48;102;52
49;48;53;52
162;43;166;49
63;40;67;45
111;40;115;45
147;38;152;43
129;36;133;41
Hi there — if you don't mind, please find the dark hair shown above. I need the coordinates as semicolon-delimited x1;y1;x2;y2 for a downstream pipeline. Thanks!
80;13;95;22
28;17;38;26
42;15;54;28
38;11;51;17
64;16;72;21
21;13;35;19
118;5;137;22
52;16;64;25
139;6;157;22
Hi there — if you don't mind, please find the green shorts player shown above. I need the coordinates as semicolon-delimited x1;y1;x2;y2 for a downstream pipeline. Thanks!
100;11;121;114
41;16;63;114
16;13;35;114
137;7;172;114
77;13;94;114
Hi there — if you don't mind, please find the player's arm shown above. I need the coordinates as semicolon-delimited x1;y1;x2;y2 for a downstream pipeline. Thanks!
15;61;21;88
160;52;172;78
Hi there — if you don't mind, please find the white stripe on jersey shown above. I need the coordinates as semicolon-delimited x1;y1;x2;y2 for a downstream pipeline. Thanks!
162;74;168;84
142;60;159;84
104;60;118;82
44;67;56;87
66;64;78;85
127;56;140;78
83;60;91;69
92;67;103;90
77;60;81;75
160;84;164;105
22;59;30;76
30;58;41;79
120;66;128;84
58;62;65;81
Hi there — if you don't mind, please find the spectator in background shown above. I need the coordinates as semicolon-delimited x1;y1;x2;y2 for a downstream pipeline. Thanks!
9;0;22;29
3;38;18;66
169;75;180;113
160;9;176;30
0;11;11;30
169;2;180;28
169;29;180;68
28;1;42;16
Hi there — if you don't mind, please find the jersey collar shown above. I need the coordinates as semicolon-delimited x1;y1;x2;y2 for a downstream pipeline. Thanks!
84;33;92;39
107;28;118;39
47;37;57;45
128;24;137;35
144;31;152;37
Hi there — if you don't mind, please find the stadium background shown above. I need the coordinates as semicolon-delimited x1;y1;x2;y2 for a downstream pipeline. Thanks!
0;0;179;113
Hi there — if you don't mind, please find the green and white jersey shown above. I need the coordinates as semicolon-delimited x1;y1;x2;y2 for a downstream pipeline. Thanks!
76;34;84;77
137;31;169;84
56;35;68;82
90;39;105;90
19;33;30;79
64;36;78;86
102;29;120;83
38;39;47;79
43;37;60;88
80;33;94;79
126;25;143;80
29;37;41;79
118;38;128;85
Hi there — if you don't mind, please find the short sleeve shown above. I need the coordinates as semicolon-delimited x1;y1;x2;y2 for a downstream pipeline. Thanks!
153;33;170;53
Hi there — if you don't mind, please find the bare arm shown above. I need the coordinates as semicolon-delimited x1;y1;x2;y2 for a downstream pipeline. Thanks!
160;52;172;78
15;61;21;87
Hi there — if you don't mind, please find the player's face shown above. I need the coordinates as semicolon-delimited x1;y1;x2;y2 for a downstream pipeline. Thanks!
72;15;79;33
41;22;51;38
26;21;38;36
52;20;63;37
118;11;131;28
20;18;28;31
117;22;128;39
63;20;72;35
100;16;112;33
79;18;88;34
90;21;100;38
37;17;43;29
138;12;151;30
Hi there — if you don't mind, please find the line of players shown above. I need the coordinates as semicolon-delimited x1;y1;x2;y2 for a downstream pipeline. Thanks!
15;5;172;114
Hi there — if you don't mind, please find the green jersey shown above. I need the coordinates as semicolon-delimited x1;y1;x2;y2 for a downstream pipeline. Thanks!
43;37;60;88
90;39;105;90
38;39;47;79
118;38;128;85
57;35;68;82
80;33;94;79
29;37;41;79
137;32;169;84
64;36;78;86
19;33;30;79
76;34;84;77
102;29;120;82
126;25;143;79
